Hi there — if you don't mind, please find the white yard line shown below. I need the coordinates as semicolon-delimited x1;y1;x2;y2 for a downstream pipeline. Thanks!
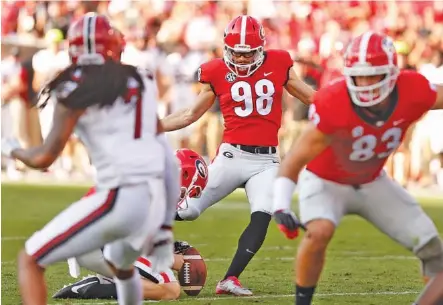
1;255;417;266
47;290;419;304
1;236;27;241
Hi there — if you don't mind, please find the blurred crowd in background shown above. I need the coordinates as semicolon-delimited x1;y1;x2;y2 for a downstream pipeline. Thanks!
1;0;443;189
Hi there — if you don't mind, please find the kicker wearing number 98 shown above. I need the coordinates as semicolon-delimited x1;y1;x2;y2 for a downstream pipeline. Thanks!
161;15;316;296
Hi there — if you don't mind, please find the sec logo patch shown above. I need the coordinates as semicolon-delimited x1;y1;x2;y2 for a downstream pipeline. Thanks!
225;72;236;83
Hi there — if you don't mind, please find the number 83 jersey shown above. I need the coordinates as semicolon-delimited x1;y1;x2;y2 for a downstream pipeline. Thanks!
198;50;293;146
307;70;438;185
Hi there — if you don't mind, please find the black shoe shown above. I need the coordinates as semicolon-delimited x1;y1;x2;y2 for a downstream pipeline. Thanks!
52;275;100;299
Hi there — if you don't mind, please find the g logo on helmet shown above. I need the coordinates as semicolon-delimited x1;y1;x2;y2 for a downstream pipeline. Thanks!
195;160;207;179
381;37;395;55
259;25;265;41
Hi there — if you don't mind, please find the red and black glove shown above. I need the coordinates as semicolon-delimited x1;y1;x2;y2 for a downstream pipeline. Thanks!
273;209;306;239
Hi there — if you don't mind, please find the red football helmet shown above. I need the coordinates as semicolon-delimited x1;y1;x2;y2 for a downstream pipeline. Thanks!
223;15;266;77
343;32;399;107
67;13;125;65
175;149;208;210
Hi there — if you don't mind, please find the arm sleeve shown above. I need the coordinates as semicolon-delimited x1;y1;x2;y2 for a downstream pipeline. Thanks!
414;72;438;115
308;91;336;135
196;62;212;84
281;50;294;86
156;133;180;227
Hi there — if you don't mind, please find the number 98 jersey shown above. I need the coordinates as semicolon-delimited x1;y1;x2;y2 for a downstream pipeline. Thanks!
198;50;293;146
307;70;437;185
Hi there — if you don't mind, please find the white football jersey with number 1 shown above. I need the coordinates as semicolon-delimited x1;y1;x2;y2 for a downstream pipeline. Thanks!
74;70;164;189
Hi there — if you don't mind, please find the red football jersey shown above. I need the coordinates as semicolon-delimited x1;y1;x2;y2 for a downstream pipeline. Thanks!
198;49;293;146
307;70;437;185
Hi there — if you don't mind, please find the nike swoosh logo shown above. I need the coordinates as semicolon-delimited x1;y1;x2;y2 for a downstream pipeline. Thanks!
71;280;98;294
264;72;273;76
393;119;405;126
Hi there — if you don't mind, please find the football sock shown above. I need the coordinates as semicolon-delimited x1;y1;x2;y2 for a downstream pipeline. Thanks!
224;212;271;279
82;282;118;299
295;285;316;305
114;269;142;305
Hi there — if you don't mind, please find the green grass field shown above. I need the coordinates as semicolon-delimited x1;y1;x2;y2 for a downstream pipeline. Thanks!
2;183;443;305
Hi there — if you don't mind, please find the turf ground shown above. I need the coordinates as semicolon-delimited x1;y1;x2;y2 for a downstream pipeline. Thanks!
2;183;443;305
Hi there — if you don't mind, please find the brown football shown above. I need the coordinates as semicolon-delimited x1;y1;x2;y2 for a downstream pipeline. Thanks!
178;247;207;296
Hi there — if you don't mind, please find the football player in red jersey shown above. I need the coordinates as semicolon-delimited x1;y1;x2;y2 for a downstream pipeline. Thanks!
272;32;443;305
161;15;315;295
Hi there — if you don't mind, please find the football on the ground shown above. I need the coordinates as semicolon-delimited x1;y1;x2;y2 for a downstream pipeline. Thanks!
178;246;207;296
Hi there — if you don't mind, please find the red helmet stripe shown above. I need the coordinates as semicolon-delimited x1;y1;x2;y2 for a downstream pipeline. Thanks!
358;31;373;64
240;15;247;45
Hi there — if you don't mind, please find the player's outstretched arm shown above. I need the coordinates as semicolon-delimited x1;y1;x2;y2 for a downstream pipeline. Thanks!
431;84;443;110
284;64;316;106
273;123;330;239
161;83;216;132
279;123;330;183
9;103;84;169
274;123;330;210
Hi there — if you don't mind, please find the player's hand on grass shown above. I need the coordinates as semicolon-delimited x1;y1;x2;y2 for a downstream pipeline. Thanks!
273;209;305;239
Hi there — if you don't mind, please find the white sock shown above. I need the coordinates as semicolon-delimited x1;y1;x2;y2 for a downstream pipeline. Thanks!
76;249;114;278
115;269;142;305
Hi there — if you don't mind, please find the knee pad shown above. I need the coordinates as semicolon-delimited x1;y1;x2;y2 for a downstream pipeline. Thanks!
415;236;443;277
103;241;140;271
177;205;201;221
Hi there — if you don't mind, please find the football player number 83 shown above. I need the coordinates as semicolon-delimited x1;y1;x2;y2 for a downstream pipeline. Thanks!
231;79;275;117
350;127;403;161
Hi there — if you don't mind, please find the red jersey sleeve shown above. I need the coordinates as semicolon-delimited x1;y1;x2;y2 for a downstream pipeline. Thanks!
309;89;337;135
268;50;293;85
197;60;217;85
410;71;438;115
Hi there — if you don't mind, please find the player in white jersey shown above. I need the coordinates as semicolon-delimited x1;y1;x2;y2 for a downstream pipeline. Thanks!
1;13;180;305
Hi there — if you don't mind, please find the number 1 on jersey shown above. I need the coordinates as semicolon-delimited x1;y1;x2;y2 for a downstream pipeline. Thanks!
125;87;142;139
231;79;275;117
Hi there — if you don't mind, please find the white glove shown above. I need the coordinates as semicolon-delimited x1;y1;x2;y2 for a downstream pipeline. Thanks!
1;137;21;158
149;228;174;273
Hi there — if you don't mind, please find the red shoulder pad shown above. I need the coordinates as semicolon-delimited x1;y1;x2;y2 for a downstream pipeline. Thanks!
398;70;437;113
266;49;293;69
197;59;224;84
310;79;347;135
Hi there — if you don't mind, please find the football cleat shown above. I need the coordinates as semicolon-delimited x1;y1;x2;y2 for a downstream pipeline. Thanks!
52;275;104;299
215;276;253;296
